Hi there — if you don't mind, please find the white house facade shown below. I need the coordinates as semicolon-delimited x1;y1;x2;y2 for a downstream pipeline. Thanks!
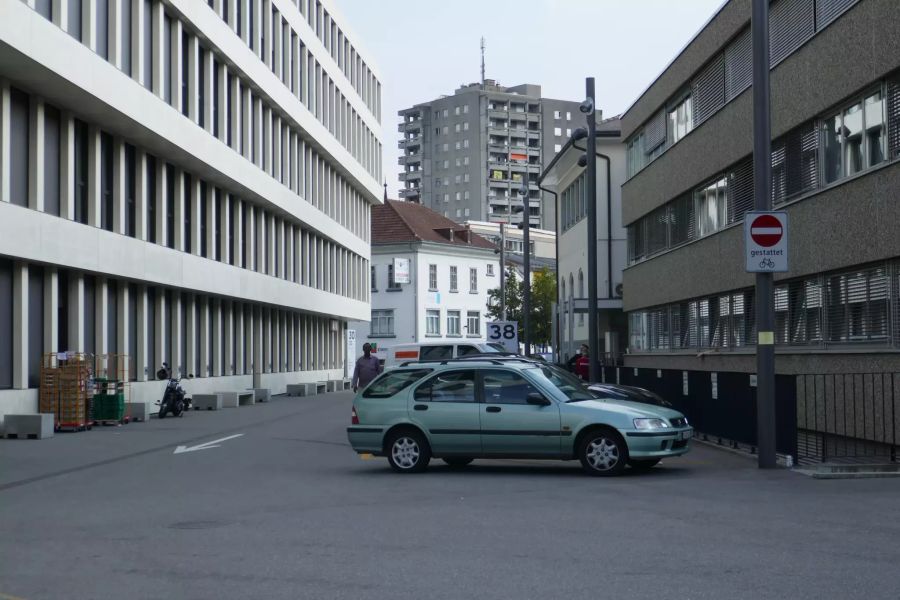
539;118;627;363
351;201;498;351
0;0;383;422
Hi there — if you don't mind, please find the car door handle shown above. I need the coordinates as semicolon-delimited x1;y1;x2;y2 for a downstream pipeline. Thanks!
486;406;501;413
413;404;428;411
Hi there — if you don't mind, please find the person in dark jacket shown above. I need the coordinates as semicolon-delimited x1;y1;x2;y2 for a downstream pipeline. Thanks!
352;343;382;392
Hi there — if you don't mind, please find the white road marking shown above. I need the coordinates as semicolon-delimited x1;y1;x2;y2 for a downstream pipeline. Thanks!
173;434;245;455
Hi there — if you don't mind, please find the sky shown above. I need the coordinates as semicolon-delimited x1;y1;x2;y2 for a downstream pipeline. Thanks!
338;0;725;196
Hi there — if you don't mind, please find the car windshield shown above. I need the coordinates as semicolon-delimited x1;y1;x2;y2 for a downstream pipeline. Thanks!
596;386;673;408
529;365;601;402
362;369;432;398
485;343;506;352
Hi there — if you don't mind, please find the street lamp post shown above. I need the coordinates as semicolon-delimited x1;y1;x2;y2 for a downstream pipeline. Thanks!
520;181;531;357
584;78;599;383
752;0;777;469
500;222;507;321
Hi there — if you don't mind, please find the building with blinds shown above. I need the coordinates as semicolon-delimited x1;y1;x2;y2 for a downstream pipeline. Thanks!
0;0;383;420
621;0;900;373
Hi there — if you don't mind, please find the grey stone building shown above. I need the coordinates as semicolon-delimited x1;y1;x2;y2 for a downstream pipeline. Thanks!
398;81;580;230
620;0;900;375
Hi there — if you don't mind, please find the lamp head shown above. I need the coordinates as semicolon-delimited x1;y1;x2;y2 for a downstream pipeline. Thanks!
579;97;594;115
577;154;588;168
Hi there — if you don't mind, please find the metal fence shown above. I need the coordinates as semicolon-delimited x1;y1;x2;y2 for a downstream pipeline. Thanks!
602;367;900;464
601;366;798;458
797;373;899;463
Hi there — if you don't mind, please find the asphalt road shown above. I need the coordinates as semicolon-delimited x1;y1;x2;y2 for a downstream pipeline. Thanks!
1;392;899;600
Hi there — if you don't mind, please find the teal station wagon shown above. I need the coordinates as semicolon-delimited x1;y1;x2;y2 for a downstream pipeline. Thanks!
347;358;692;476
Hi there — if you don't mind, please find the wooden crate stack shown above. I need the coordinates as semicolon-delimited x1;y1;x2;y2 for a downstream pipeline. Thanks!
39;353;93;431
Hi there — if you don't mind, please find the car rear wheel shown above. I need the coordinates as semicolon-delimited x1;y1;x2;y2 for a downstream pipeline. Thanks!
442;457;473;468
629;458;661;471
386;430;431;473
579;429;627;476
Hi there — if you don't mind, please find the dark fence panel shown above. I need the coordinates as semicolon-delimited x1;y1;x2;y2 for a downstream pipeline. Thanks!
797;373;898;463
601;366;798;458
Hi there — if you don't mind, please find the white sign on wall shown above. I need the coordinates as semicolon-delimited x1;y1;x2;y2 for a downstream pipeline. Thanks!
345;330;357;378
487;321;519;353
394;258;411;284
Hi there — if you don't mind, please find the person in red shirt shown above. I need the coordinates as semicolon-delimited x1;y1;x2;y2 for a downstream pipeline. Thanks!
575;344;590;381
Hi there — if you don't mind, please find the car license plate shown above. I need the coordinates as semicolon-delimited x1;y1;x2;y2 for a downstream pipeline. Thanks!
681;430;692;440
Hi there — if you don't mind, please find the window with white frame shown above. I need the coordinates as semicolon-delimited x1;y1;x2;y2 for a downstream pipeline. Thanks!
444;194;449;202
464;190;470;200
464;156;470;165
487;264;494;276
694;176;727;237
464;173;470;183
371;309;394;336
455;208;461;217
455;141;461;150
371;265;377;290
464;208;470;217
442;109;448;117
428;264;438;290
455;158;461;167
426;309;441;335
443;159;449;169
464;139;470;148
455;175;461;184
469;267;478;292
454;123;461;133
553;110;561;119
822;87;886;184
554;144;562;153
566;111;572;120
450;266;458;291
466;311;481;335
463;104;469;114
447;310;461;335
463;122;469;131
455;106;461;115
667;94;693;145
554;127;562;136
387;264;399;289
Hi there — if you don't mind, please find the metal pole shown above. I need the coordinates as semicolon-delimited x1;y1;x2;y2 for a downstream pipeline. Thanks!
752;0;776;469
586;77;599;383
521;182;531;357
500;223;507;321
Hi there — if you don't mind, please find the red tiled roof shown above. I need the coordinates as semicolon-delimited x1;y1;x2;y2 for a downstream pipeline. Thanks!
372;201;497;250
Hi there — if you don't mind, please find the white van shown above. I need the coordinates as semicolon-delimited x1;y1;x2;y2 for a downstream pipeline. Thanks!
380;341;508;370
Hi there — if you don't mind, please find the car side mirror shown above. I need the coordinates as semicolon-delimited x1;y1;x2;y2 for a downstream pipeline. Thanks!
526;392;550;406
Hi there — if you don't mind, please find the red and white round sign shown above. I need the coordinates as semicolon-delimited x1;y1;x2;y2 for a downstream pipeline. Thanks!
750;214;783;248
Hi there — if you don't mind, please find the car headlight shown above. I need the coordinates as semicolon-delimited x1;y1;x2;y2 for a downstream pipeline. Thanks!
633;418;670;430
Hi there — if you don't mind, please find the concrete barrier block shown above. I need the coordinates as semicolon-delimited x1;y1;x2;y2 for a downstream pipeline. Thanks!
316;382;327;394
218;392;239;408
237;391;255;406
327;380;343;392
249;388;270;402
3;414;54;439
126;402;151;422
193;394;223;410
286;384;307;397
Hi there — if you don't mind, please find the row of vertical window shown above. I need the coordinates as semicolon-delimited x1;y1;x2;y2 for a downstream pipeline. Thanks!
22;0;382;192
626;0;860;179
627;77;900;265
0;260;344;390
628;261;898;352
559;173;587;232
1;86;370;302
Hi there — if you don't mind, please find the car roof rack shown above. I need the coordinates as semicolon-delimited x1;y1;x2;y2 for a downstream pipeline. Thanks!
398;356;543;368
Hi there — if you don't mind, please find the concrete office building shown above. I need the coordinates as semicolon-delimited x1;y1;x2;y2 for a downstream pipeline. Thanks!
620;0;900;374
0;0;383;422
354;201;498;348
540;117;628;363
398;81;580;230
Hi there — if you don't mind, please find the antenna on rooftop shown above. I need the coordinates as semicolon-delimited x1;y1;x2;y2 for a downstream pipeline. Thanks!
480;37;486;86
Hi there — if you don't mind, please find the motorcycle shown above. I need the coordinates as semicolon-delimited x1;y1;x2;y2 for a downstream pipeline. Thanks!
156;363;193;419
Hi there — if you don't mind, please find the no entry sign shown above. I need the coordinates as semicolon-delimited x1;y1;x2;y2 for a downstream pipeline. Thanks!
744;211;788;272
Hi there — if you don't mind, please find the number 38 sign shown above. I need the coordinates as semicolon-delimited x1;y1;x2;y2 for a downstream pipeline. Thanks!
487;321;519;354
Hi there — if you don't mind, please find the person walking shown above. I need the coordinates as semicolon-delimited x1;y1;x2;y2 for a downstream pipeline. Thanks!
575;344;590;381
352;343;382;392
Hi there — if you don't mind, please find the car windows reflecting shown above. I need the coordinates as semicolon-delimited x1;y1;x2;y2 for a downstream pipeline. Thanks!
456;345;481;357
420;345;453;361
482;369;540;405
414;370;476;403
362;369;432;398
534;365;600;402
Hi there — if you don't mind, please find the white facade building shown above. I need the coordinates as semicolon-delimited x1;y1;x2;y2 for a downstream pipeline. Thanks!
539;118;627;363
0;0;382;422
352;201;498;349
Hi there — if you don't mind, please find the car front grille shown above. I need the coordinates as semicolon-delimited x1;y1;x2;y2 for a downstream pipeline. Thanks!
669;417;688;428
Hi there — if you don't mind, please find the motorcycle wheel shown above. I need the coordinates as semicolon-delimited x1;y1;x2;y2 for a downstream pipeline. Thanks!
171;402;184;417
158;403;168;419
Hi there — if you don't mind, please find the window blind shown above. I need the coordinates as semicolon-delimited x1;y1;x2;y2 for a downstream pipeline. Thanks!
769;0;815;67
692;55;725;127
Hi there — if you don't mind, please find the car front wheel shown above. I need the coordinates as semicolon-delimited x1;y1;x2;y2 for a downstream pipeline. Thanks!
579;429;627;476
386;430;431;473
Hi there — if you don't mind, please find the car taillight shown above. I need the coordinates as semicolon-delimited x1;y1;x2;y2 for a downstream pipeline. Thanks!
351;406;360;425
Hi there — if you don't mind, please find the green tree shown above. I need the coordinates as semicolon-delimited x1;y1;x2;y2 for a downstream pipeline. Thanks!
485;266;557;347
